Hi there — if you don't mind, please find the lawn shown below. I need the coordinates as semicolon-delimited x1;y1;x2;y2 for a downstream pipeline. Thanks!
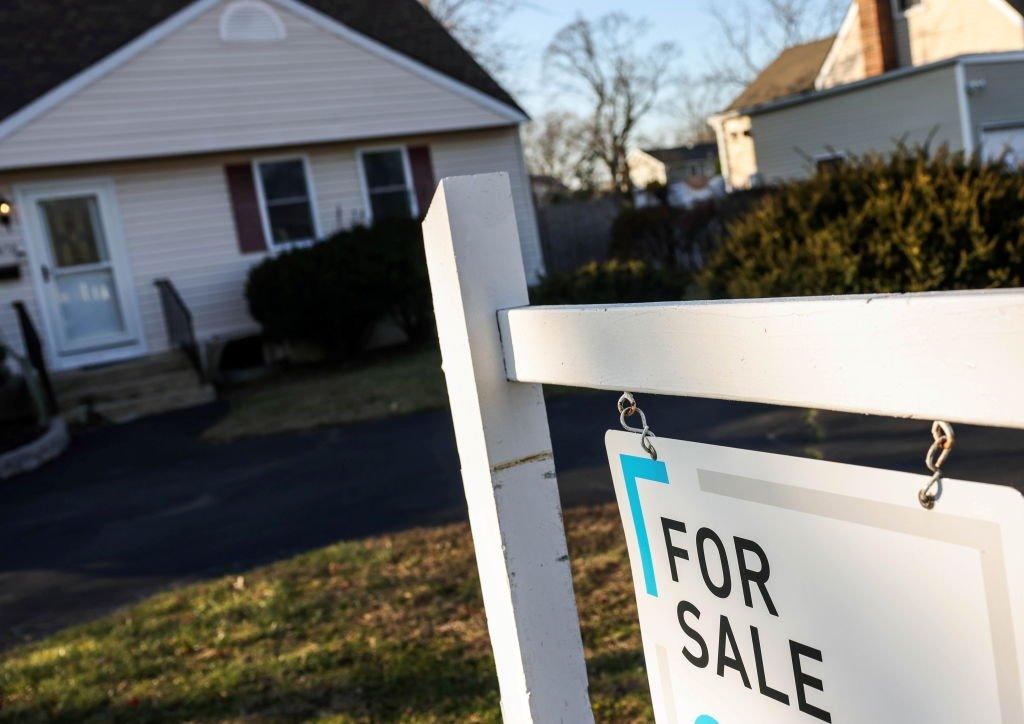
0;504;652;722
205;345;581;443
205;346;449;442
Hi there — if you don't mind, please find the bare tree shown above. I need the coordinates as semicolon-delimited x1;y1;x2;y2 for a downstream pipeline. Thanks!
421;0;522;81
705;0;846;95
522;111;602;193
671;0;845;144
544;14;679;199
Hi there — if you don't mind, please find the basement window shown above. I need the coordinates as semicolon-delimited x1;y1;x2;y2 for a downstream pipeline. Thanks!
815;153;847;173
220;0;287;42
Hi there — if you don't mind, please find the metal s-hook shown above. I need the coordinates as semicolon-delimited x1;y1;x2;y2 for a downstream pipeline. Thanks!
919;421;954;510
618;392;658;460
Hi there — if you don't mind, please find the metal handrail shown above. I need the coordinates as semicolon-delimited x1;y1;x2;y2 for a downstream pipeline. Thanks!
12;301;57;414
154;278;203;380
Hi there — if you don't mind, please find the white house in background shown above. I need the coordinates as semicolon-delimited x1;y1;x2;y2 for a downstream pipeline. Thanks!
0;0;540;395
711;0;1024;189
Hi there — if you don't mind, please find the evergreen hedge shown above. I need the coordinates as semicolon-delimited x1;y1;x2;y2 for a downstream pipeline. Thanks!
530;259;691;305
245;219;432;358
702;146;1024;298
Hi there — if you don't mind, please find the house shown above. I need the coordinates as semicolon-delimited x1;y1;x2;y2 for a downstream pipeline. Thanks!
711;0;1024;189
628;143;720;190
0;0;541;418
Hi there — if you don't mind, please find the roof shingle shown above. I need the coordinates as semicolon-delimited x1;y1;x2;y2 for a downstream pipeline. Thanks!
726;36;835;112
0;0;524;123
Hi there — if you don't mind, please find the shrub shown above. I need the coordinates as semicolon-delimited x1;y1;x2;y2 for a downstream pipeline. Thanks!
530;259;691;305
702;146;1024;299
245;220;432;357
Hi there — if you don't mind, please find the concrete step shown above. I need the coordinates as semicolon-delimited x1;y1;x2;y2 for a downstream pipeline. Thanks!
54;350;216;425
64;384;217;426
57;368;203;410
53;351;193;398
95;385;217;424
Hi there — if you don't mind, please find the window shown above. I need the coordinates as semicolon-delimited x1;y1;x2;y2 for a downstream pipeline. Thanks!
896;0;921;12
359;149;416;222
981;125;1024;168
815;153;846;173
255;159;317;245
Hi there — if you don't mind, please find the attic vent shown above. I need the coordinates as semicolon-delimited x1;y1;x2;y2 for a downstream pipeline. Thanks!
219;1;286;42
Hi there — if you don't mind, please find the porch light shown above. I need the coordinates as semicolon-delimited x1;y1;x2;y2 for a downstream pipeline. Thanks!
0;197;11;228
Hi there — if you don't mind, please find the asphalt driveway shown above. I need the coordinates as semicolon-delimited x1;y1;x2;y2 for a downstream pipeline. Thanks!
2;392;1022;649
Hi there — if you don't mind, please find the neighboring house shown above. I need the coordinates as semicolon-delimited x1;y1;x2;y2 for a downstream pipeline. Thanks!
628;143;720;189
711;0;1024;189
0;0;541;386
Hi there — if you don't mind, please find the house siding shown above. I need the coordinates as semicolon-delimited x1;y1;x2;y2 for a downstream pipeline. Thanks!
819;5;867;89
902;0;1024;66
0;127;541;364
718;115;758;189
965;59;1024;147
0;0;514;171
750;64;962;181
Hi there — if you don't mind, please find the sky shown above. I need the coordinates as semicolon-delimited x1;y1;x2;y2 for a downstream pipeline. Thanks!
494;0;846;141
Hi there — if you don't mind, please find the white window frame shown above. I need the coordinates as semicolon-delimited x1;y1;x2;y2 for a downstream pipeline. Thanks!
814;150;848;171
251;154;321;250
356;145;419;225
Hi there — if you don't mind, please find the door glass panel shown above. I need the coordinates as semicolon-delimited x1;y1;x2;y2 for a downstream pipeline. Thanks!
40;196;109;268
55;269;126;342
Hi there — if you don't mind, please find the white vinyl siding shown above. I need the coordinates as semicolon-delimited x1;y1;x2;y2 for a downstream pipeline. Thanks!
0;0;513;171
749;64;963;182
432;128;544;283
965;60;1024;153
0;127;542;362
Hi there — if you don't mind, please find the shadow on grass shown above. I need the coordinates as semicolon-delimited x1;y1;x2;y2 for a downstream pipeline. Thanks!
4;644;501;723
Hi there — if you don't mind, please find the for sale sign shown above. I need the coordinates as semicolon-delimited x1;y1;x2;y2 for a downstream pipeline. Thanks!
606;431;1024;723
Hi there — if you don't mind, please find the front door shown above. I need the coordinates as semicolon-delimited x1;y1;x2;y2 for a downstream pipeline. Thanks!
18;180;144;368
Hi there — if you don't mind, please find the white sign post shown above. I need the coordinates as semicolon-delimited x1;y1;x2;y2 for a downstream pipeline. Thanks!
423;174;593;721
422;172;1024;723
607;431;1024;723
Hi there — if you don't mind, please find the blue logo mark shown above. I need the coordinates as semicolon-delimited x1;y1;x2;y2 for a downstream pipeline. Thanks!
618;454;670;597
695;716;718;724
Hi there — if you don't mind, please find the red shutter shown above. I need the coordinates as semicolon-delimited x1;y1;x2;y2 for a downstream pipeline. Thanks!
225;163;268;254
407;145;436;218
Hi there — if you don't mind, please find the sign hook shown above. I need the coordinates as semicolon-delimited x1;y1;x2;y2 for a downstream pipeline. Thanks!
618;392;658;460
919;421;954;509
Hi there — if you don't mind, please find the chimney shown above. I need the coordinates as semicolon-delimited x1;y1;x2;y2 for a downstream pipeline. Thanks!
857;0;899;77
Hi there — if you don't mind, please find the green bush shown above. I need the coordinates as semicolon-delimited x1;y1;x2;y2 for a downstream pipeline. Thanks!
245;220;431;357
530;259;691;305
702;146;1024;298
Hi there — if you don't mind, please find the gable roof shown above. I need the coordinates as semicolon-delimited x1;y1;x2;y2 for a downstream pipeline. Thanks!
0;0;524;124
642;143;718;167
726;36;836;112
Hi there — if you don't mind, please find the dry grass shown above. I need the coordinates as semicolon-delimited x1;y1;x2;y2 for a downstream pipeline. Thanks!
0;504;651;722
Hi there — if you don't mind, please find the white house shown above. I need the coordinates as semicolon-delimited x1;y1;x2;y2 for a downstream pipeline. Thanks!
0;0;541;416
711;0;1024;188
